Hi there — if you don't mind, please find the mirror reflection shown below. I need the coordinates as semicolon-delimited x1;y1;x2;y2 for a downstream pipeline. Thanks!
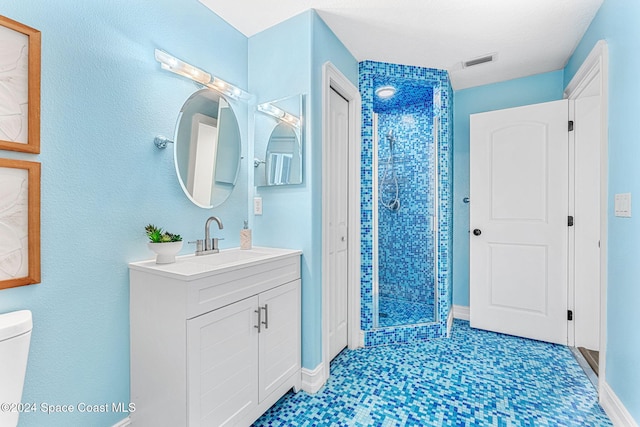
254;94;303;186
174;89;241;208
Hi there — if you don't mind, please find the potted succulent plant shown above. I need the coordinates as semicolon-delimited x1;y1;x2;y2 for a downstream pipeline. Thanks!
145;224;183;264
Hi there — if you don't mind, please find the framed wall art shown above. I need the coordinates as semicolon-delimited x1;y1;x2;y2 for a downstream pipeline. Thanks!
0;15;41;154
0;158;40;289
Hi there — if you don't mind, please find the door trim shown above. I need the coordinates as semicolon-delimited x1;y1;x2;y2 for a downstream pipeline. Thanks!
564;40;608;397
321;62;362;382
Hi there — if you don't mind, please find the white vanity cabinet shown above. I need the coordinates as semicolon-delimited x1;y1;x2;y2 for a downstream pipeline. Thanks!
129;248;301;427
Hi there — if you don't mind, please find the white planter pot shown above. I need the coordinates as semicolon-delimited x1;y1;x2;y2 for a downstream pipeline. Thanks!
147;241;183;264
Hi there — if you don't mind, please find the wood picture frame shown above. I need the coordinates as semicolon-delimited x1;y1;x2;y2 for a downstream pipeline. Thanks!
0;15;41;154
0;158;40;289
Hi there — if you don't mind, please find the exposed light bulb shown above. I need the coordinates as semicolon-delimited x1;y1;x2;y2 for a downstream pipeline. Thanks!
258;102;300;129
154;49;251;101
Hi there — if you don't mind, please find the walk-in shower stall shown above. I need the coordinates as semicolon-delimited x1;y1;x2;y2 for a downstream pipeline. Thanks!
360;61;453;346
373;78;438;328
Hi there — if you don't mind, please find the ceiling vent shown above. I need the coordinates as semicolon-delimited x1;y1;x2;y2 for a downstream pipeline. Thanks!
463;53;497;68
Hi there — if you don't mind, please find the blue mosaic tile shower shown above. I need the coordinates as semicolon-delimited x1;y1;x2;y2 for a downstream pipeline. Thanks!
377;89;435;322
253;320;612;426
359;61;453;345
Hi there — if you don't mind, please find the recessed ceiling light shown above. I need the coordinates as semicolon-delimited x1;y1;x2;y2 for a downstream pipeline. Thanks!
376;86;396;99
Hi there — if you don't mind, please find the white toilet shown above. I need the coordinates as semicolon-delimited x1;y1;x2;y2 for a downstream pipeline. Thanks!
0;310;33;427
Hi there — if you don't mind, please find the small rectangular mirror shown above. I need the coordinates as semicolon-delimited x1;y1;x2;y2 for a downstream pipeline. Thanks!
254;94;303;187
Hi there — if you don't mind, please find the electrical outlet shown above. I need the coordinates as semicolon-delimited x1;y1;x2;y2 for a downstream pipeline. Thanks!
254;197;263;215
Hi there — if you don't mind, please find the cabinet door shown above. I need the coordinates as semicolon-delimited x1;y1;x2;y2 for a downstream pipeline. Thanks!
258;280;301;402
187;296;259;427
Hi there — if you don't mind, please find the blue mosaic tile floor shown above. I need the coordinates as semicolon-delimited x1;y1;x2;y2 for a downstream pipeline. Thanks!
253;320;611;426
378;296;434;327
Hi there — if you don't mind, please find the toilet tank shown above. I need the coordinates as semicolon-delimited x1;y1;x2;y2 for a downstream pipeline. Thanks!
0;310;33;427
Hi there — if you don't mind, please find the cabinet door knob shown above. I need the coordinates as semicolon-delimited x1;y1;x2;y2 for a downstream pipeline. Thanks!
473;229;482;236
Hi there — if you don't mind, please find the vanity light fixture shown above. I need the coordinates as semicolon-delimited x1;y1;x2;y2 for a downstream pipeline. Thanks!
257;102;301;129
154;49;251;101
375;85;396;99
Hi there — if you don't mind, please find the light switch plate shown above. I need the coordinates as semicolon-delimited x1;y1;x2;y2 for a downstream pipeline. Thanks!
614;193;631;217
253;197;263;215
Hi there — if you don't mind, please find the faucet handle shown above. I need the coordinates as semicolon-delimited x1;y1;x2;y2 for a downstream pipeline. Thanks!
212;237;224;251
188;239;204;252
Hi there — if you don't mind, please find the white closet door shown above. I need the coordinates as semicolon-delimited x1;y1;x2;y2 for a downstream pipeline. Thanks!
328;88;349;361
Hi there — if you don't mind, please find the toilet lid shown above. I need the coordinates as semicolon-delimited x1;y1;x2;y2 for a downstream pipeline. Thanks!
0;310;32;341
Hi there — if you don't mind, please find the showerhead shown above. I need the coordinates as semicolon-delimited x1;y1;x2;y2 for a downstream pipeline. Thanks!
386;130;395;149
386;130;394;141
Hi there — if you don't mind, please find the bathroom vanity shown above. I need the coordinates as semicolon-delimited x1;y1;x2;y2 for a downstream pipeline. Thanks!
129;247;301;426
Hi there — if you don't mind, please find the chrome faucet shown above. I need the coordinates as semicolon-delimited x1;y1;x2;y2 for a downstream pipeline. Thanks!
190;216;224;256
205;216;223;252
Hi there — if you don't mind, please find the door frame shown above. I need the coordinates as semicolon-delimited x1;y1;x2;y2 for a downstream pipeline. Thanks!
321;62;362;383
564;40;609;395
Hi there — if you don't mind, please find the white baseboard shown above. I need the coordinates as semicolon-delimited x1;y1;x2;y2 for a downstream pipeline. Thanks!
453;305;470;321
112;417;131;427
301;363;327;394
447;308;454;336
601;381;639;427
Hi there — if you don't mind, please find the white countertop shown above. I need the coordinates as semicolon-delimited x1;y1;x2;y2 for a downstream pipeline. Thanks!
129;246;302;280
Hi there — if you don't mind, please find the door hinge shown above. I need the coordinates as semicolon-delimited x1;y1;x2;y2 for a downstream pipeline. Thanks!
568;310;573;321
568;120;574;131
568;216;574;227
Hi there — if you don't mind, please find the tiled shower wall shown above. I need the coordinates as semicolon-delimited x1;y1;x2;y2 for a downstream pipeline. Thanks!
377;100;435;306
359;60;453;346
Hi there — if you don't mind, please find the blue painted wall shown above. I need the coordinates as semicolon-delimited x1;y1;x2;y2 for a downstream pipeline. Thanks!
452;71;565;307
564;0;640;422
248;11;314;368
249;10;358;370
0;1;248;426
308;12;359;368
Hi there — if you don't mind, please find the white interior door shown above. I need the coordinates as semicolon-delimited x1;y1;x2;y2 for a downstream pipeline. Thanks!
328;88;349;361
470;100;569;345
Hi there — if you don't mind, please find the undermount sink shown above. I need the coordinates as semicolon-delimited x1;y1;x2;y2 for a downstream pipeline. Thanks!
129;246;301;279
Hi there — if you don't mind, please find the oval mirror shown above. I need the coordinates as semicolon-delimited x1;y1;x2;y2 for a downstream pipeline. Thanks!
174;89;241;208
265;123;301;185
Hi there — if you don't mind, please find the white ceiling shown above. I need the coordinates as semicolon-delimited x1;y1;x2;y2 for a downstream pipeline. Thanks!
199;0;603;90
